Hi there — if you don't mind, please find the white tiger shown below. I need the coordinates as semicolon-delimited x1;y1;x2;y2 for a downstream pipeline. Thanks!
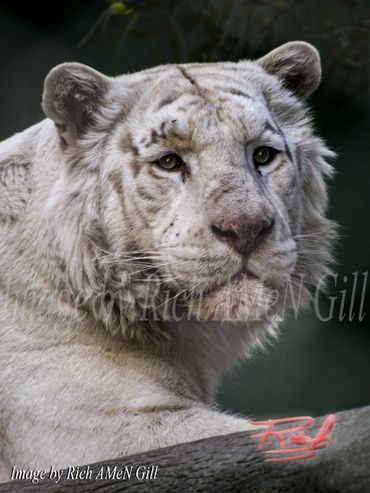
0;41;335;480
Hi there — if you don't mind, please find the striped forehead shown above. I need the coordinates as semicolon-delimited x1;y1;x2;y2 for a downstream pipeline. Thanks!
136;84;268;147
151;65;258;108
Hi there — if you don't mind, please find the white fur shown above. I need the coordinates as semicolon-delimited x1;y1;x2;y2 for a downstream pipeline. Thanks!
0;42;335;480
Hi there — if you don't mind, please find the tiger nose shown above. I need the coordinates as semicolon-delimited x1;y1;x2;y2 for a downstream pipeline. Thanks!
211;215;275;256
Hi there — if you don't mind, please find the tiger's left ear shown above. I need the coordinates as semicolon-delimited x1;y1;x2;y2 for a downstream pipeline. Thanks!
42;63;110;144
257;41;321;98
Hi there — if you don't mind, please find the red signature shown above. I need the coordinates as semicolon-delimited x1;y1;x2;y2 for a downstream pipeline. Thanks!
250;414;336;462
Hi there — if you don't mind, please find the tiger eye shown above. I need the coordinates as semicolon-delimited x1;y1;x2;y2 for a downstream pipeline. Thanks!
253;146;279;166
156;154;183;171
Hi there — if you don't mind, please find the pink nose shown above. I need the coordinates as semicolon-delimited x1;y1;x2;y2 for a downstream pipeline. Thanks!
211;216;274;256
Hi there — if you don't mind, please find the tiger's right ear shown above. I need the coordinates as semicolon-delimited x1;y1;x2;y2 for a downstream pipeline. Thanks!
42;63;110;144
257;41;321;99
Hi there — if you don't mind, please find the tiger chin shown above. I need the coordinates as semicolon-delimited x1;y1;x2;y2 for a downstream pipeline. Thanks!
0;41;335;478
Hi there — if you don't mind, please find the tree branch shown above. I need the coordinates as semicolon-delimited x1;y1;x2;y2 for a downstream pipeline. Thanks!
1;405;369;492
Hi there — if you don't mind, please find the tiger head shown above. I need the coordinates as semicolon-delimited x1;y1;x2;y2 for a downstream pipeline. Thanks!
42;42;335;333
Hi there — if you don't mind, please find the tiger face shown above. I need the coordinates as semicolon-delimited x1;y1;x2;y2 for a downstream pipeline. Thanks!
42;42;335;326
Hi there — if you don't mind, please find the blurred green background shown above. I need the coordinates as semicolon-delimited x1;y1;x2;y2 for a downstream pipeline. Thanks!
0;0;369;419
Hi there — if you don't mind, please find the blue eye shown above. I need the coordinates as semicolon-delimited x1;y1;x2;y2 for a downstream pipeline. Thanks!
155;154;184;171
253;146;279;166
